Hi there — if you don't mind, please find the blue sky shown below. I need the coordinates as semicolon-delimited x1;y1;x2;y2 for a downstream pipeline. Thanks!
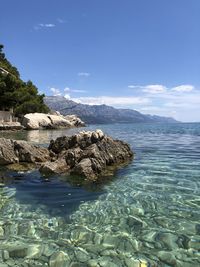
1;0;200;122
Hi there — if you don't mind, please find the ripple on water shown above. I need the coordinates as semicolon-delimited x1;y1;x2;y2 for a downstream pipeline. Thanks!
0;122;200;266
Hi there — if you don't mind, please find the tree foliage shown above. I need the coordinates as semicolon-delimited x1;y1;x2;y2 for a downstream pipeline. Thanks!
0;44;49;117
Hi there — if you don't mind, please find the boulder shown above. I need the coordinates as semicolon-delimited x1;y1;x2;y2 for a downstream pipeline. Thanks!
21;113;85;130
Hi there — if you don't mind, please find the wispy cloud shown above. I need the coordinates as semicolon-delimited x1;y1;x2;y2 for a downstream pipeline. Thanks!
128;85;137;89
50;86;87;96
142;85;167;94
57;18;66;24
171;85;194;92
128;84;195;94
71;96;150;106
78;72;91;77
128;84;166;94
39;23;55;28
34;23;56;30
128;83;200;121
64;87;87;93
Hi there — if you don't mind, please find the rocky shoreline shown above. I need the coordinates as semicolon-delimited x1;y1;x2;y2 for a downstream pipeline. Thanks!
0;122;24;131
0;113;85;131
0;130;133;182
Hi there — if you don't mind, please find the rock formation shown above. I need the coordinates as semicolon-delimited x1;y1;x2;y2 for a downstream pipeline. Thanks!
0;130;133;181
0;138;50;165
21;113;85;130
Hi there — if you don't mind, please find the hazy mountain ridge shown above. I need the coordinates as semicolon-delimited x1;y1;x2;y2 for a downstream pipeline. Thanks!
44;96;178;124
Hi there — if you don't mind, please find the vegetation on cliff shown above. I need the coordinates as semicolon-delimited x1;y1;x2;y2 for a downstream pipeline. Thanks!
0;44;49;117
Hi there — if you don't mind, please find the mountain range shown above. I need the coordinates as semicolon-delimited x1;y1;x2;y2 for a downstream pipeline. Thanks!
44;96;178;124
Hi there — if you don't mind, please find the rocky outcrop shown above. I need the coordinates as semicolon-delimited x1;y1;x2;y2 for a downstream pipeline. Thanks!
41;130;133;181
21;113;85;130
0;138;50;165
0;130;133;181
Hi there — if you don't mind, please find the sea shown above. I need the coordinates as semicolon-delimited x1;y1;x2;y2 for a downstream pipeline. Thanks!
0;122;200;267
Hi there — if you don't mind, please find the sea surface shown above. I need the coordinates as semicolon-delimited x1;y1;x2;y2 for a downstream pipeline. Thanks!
0;123;200;267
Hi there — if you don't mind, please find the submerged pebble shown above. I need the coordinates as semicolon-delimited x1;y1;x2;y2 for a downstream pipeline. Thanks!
0;123;200;266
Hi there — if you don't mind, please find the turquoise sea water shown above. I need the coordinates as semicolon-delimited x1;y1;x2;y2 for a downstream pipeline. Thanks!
0;123;200;267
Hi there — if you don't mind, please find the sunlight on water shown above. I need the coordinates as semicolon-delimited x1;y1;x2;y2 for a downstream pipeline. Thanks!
0;123;200;266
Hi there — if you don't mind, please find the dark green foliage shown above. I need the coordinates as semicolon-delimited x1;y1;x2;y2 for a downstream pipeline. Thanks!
0;44;49;117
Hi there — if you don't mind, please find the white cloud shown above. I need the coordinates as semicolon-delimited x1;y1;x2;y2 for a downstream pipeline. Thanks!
64;87;70;92
128;85;138;88
39;23;55;28
50;86;86;96
78;72;91;77
71;96;150;106
128;84;166;93
127;83;200;121
171;85;194;92
64;94;71;99
142;84;167;94
50;87;61;96
64;87;86;93
34;23;56;30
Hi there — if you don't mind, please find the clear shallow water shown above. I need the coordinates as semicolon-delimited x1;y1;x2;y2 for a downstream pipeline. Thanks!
0;123;200;267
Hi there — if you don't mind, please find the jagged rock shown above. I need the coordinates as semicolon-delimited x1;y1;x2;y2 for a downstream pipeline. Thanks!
0;138;18;165
0;138;50;165
14;140;50;163
0;130;133;182
21;113;85;130
46;129;133;181
72;158;96;181
39;158;69;175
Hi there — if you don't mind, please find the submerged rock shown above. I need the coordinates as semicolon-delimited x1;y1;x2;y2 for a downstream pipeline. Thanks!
49;251;71;267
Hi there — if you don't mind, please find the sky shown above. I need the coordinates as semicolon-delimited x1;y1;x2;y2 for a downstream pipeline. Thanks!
1;0;200;122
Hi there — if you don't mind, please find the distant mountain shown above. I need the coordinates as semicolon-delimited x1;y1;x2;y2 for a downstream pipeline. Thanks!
44;96;178;124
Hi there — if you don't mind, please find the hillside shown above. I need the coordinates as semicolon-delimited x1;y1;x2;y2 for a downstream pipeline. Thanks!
44;96;178;124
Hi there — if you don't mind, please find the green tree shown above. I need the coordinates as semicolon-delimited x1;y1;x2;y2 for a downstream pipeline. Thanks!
0;44;49;116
